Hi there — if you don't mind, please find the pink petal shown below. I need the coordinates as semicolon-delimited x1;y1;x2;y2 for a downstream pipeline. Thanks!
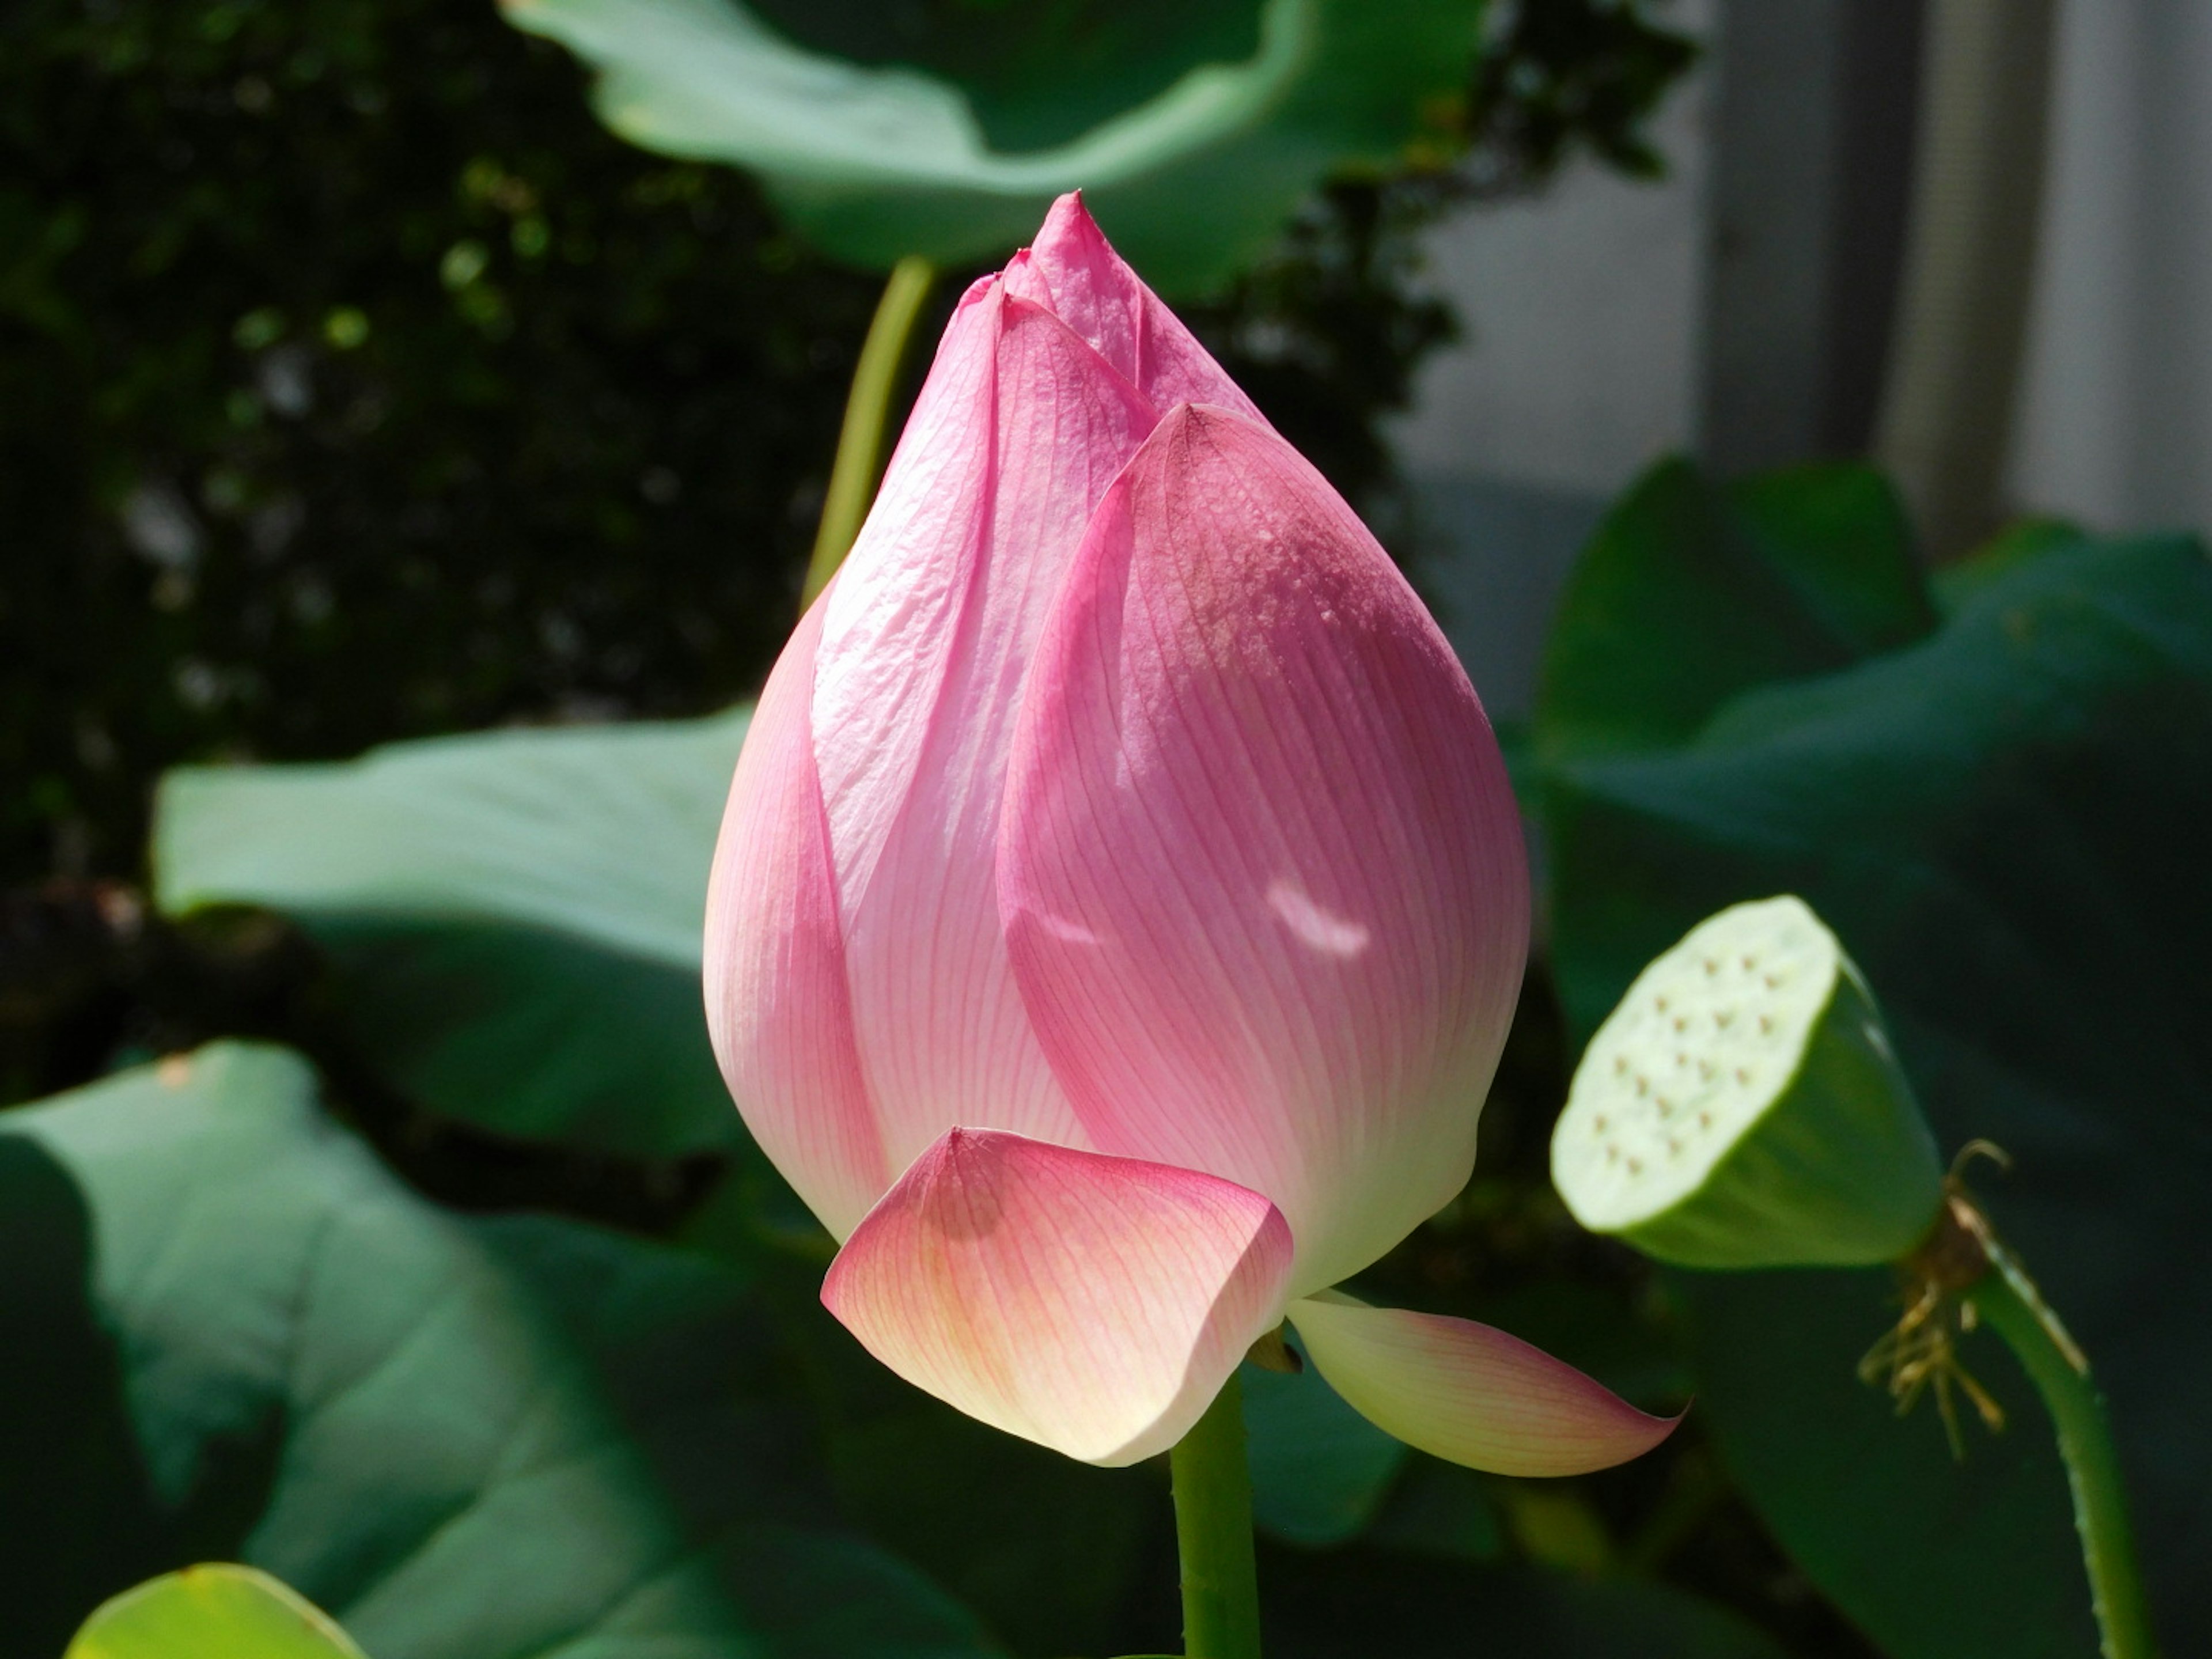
703;597;887;1238
823;1128;1294;1465
999;405;1529;1295
1002;192;1265;423
1287;1293;1680;1477
811;288;1161;1179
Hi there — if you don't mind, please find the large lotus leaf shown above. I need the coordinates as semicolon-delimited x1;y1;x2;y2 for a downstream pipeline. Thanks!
1543;533;2212;1656
154;709;751;1157
497;0;1485;293
740;0;1270;156
1536;459;1933;763
65;1565;365;1659
0;1042;1001;1659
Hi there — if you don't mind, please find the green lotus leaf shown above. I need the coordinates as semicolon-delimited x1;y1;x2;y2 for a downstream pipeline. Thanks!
1536;459;1933;763
498;0;1486;293
154;710;751;1157
1540;526;2212;1656
0;1041;1001;1659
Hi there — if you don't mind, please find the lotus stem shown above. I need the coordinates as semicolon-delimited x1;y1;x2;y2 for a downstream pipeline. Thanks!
801;255;936;610
1169;1373;1263;1659
1967;1259;2159;1659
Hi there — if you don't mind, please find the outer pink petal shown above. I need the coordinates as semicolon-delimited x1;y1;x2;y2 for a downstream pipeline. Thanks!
821;1128;1293;1466
812;290;1161;1179
1287;1293;1679;1477
1000;405;1529;1295
1002;192;1265;424
703;597;886;1238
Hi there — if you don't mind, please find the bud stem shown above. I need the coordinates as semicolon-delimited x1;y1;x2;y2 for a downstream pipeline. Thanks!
1967;1263;2160;1659
801;256;937;611
1169;1372;1263;1659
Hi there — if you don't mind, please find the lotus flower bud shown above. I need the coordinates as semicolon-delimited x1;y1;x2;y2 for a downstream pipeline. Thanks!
707;194;1675;1474
1551;895;1945;1269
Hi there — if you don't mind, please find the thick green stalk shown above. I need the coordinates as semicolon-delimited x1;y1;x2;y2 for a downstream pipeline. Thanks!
1169;1374;1263;1659
1968;1266;2160;1659
800;255;936;610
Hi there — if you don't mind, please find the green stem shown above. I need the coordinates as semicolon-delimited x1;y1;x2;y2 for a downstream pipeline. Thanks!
1169;1373;1263;1659
1968;1263;2160;1659
800;255;936;611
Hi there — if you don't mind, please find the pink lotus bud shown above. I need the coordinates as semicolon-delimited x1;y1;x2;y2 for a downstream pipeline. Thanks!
706;196;1673;1472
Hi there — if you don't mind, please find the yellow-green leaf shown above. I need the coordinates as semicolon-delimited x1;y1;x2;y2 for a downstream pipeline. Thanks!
66;1564;364;1659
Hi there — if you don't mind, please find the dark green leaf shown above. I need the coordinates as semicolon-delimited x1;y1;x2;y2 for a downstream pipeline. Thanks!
1257;1549;1794;1659
154;710;750;1156
806;1343;1156;1658
1544;533;2212;1655
499;0;1486;293
1930;516;2088;616
1363;1460;1504;1562
1241;1357;1406;1547
1669;1267;2092;1658
0;1042;1001;1659
1536;459;1932;762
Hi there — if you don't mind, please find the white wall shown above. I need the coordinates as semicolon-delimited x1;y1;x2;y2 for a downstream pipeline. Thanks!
1391;1;1715;718
2009;1;2212;535
1389;0;1717;497
1396;0;2212;716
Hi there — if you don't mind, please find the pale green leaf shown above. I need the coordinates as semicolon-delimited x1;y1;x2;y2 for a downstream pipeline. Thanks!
154;710;750;1156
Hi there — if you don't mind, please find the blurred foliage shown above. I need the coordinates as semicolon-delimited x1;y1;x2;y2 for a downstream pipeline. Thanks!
0;0;1694;891
1460;0;1702;189
0;0;886;888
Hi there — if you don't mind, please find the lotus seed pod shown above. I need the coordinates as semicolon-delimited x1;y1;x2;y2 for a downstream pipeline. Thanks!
1551;896;1945;1269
